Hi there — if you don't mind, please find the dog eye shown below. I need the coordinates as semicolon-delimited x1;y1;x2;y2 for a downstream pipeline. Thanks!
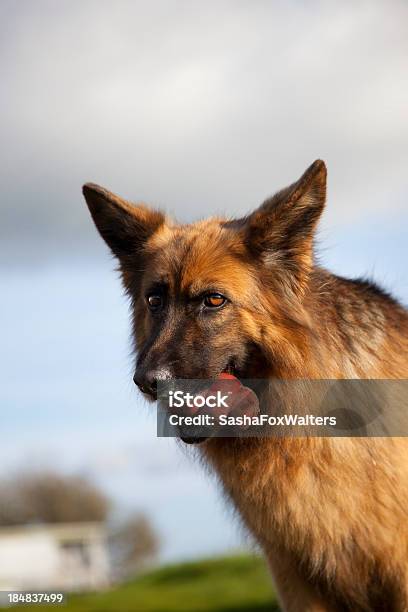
147;294;163;310
203;294;226;309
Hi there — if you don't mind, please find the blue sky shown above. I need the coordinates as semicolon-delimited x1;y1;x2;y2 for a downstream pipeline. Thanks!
1;0;407;562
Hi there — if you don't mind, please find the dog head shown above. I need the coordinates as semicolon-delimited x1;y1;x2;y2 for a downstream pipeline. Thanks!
83;160;326;399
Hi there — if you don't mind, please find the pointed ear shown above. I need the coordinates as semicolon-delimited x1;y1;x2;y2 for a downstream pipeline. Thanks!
245;160;327;292
82;183;165;260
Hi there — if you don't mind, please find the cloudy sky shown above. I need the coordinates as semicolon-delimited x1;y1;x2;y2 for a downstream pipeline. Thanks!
1;0;407;562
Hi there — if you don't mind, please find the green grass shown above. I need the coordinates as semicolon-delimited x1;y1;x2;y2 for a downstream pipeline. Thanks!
10;554;279;612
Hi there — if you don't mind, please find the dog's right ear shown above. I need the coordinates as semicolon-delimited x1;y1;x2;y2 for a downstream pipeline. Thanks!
82;183;165;260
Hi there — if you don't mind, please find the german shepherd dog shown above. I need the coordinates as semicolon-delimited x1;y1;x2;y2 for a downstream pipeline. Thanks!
83;161;408;611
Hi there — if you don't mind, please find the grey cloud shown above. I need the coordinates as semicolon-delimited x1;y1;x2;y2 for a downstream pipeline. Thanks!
1;0;407;263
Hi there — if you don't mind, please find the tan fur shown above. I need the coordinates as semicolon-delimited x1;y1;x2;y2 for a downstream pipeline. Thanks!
83;161;408;611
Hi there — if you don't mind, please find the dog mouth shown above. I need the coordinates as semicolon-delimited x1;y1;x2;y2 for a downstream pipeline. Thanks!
180;359;265;446
180;359;240;446
136;357;251;446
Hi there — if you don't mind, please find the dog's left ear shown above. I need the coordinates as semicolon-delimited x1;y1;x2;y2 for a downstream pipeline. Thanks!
245;159;326;293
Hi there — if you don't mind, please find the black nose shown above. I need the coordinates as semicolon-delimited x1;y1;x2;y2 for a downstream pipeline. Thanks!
133;369;158;398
